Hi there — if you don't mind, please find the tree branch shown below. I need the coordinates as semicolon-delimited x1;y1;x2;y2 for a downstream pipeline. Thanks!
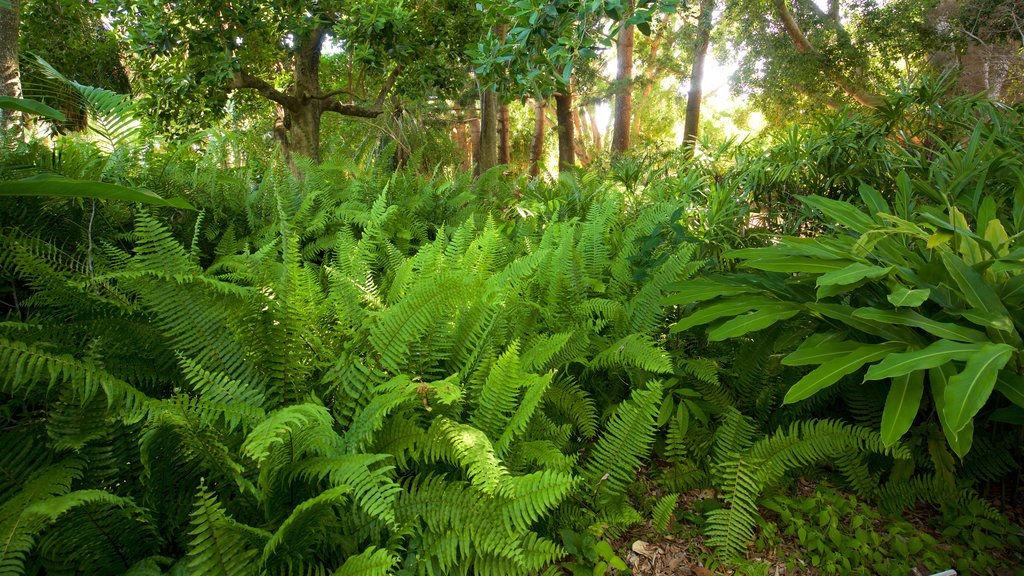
773;0;883;107
230;71;298;109
321;65;404;118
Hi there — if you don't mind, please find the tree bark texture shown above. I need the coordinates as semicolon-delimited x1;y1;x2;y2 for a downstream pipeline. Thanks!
497;99;511;165
683;0;714;155
529;99;545;178
229;24;403;165
612;0;635;154
1;0;22;131
572;108;590;166
476;88;498;175
554;91;575;173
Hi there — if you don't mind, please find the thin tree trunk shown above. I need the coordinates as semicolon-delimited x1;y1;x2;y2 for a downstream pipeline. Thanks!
572;108;590;166
497;98;511;165
554;91;575;173
529;99;545;178
632;14;673;137
588;105;603;152
469;104;481;168
683;0;715;155
476;89;498;174
0;0;22;134
612;0;635;154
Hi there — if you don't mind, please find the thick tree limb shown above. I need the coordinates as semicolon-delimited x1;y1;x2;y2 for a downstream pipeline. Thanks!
230;71;298;109
321;65;403;117
773;0;883;107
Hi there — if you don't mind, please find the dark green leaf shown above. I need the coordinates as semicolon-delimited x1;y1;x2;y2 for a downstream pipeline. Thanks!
0;175;195;210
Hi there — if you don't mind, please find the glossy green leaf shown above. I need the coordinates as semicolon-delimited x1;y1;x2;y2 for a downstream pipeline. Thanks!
743;257;855;273
858;183;890;218
995;372;1024;409
940;252;1006;316
781;333;862;366
799;195;877;234
707;306;800;341
943;343;1014;434
783;342;904;404
930;364;974;457
864;340;984;381
886;287;929;307
815;263;892;288
881;371;924;447
669;296;781;333
957;309;1014;332
851;307;986;342
0;175;195;210
0;95;66;120
661;279;754;306
805;303;915;342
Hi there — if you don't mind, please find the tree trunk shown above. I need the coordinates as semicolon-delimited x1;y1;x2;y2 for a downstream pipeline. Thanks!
529;98;545;178
497;98;511;165
588;105;603;152
683;0;714;156
632;14;673;138
553;92;575;173
572;108;590;166
469;104;481;168
476;89;498;174
0;0;22;133
612;0;634;155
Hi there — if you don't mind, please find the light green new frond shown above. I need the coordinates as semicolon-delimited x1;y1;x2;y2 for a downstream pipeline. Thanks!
186;483;261;576
704;468;761;559
582;381;663;497
589;334;674;375
261;485;350;569
242;404;340;464
519;333;573;374
177;355;266;431
331;547;398;576
0;337;150;418
435;419;507;495
496;470;576;532
679;358;720;386
579;201;613;280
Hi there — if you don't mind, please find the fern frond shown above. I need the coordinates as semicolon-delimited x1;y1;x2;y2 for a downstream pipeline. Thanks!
290;454;400;527
242;403;340;464
331;547;398;576
589;334;673;375
582;381;663;498
0;337;150;418
650;493;679;532
186;483;262;576
261;485;350;569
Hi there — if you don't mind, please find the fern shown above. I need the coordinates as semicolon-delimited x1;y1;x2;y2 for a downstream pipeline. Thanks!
589;334;674;375
331;547;398;576
582;381;663;499
186;483;262;576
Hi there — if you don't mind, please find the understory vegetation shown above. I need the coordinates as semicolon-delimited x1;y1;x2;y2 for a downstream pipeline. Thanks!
2;75;1023;575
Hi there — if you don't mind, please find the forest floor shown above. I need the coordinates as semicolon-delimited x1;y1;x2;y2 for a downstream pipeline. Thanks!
616;479;1024;576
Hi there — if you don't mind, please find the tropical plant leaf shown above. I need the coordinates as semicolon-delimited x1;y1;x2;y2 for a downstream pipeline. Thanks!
881;371;924;447
783;343;904;404
0;175;195;210
0;96;66;120
942;343;1015;434
864;340;985;381
887;287;929;307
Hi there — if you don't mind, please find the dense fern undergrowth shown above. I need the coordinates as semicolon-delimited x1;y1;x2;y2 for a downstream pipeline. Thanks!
2;86;1024;576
